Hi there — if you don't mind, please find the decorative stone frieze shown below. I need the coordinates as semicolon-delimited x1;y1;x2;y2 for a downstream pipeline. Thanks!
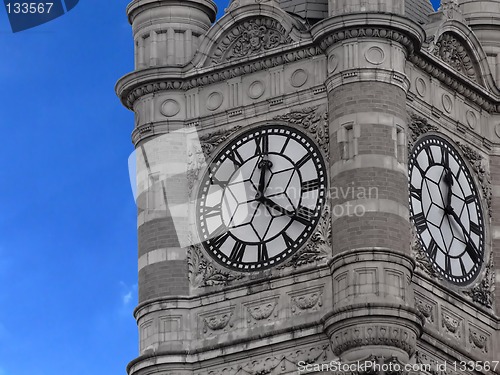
441;310;463;341
290;286;324;315
412;238;443;281
414;295;436;325
407;113;439;149
329;323;418;357
245;298;279;324
211;18;293;65
273;106;329;156
195;343;332;375
277;203;331;269
463;255;495;309
432;33;478;83
199;306;235;337
468;326;489;354
188;244;245;288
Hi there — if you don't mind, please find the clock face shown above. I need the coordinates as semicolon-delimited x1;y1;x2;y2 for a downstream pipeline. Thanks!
197;125;327;271
409;135;485;285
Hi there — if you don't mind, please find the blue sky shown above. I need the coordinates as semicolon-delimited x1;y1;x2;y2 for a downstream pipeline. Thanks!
0;1;440;374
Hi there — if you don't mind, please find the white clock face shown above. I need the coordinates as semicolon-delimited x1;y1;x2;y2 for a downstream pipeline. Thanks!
409;135;485;285
197;125;327;271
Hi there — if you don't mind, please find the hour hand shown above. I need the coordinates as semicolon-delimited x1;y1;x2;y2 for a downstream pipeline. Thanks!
259;197;295;217
257;159;272;196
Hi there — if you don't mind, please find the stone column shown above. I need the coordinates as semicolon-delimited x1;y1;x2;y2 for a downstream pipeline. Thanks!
313;10;424;365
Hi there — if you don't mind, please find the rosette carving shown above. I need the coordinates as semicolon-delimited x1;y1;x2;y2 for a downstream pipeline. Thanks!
211;18;293;65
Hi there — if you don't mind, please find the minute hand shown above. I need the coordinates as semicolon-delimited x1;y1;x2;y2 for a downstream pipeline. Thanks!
259;197;309;225
446;206;479;258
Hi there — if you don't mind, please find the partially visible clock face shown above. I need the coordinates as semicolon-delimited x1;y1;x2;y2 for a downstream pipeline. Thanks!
409;135;485;285
197;125;327;271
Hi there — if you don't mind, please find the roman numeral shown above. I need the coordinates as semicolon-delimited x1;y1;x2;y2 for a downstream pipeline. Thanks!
202;203;222;218
296;206;315;224
412;212;427;234
445;255;452;275
465;195;475;204
227;149;245;168
210;226;229;248
427;239;439;261
229;242;246;262
470;221;481;236
258;243;269;262
442;147;449;166
410;185;422;200
465;239;480;263
296;154;312;169
425;147;435;166
459;258;467;276
255;133;269;155
302;179;320;192
282;232;295;248
280;137;291;154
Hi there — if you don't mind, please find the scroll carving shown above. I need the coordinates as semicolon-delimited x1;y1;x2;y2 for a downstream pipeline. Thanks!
211;18;293;65
408;113;438;150
432;32;478;83
278;203;331;269
273;106;329;156
463;255;495;309
188;244;245;288
456;142;492;216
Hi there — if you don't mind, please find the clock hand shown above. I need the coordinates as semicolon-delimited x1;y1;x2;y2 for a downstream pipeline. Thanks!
258;197;310;225
257;158;272;198
446;206;479;259
442;150;454;208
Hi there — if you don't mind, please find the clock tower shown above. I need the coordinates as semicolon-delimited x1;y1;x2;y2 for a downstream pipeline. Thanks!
117;0;500;374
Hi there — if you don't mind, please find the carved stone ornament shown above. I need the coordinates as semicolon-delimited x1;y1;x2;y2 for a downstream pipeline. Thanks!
463;255;495;309
456;142;492;216
290;289;323;315
186;126;243;196
330;324;418;357
441;312;461;339
247;301;277;323
412;236;443;281
203;312;233;333
277;202;331;269
414;296;434;324
415;351;446;375
211;17;293;65
408;113;439;150
469;328;488;353
188;244;245;288
196;343;332;375
432;32;478;83
273;106;329;156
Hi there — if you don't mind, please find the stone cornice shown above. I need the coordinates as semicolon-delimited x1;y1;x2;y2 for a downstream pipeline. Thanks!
310;13;426;55
115;14;500;113
115;44;322;109
410;50;499;112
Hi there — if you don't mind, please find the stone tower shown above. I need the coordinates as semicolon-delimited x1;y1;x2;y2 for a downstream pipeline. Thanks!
117;0;500;374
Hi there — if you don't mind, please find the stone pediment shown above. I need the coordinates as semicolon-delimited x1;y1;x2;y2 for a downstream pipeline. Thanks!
209;17;294;65
431;32;480;83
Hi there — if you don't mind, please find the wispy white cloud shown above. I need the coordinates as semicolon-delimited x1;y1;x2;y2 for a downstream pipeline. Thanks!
119;282;137;307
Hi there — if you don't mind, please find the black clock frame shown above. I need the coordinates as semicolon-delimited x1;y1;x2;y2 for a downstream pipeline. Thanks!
196;124;327;272
409;134;485;286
